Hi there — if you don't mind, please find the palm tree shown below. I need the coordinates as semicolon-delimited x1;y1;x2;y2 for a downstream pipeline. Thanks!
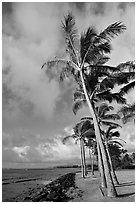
42;13;127;197
103;126;125;185
81;103;121;185
62;120;95;178
85;138;97;176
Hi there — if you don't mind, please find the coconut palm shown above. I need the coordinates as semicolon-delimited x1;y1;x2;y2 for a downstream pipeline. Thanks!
42;13;127;197
62;120;95;178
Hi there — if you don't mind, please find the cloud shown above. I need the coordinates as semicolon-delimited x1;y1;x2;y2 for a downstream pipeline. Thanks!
36;135;80;162
2;2;135;167
3;3;64;120
118;122;135;152
12;146;30;159
3;2;135;121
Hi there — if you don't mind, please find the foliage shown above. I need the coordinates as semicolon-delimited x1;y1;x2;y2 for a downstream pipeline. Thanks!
121;153;133;169
108;144;124;170
118;103;135;124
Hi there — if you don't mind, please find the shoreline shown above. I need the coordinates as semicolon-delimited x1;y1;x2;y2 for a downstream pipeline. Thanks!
3;172;81;202
3;169;135;202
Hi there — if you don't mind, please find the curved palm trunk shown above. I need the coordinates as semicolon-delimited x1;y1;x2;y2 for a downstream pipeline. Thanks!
80;139;85;178
81;139;88;176
80;71;117;197
106;143;119;185
97;142;107;188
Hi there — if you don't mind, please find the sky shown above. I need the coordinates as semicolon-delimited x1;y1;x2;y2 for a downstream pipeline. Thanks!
2;2;135;168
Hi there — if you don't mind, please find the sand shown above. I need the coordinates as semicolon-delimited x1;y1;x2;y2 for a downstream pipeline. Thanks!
72;169;135;202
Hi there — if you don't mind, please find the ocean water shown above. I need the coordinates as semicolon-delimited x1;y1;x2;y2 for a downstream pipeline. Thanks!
2;167;80;201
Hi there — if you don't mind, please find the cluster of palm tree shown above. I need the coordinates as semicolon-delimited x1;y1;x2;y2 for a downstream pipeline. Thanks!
42;13;135;198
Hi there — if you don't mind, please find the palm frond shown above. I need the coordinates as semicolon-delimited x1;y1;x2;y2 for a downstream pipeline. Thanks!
41;58;68;70
106;126;118;137
110;72;135;86
82;42;112;65
73;98;87;115
118;103;135;115
98;22;126;42
122;112;135;124
99;77;115;91
111;131;120;138
73;89;85;101
102;114;120;121
97;103;114;118
60;64;74;81
62;134;77;144
92;42;112;55
95;55;110;65
62;12;79;65
80;120;94;135
101;120;121;128
116;61;135;72
99;72;135;92
81;116;93;121
89;65;119;73
80;27;97;62
118;103;135;124
120;81;135;96
96;90;127;104
108;140;123;147
82;128;95;139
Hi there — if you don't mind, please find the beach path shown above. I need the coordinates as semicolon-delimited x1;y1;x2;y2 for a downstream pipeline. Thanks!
73;170;135;202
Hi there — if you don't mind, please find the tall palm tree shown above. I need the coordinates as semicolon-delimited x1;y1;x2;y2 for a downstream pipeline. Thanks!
42;13;127;197
62;120;95;178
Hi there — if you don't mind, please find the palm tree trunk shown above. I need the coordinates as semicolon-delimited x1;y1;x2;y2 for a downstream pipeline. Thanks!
97;141;107;188
89;148;94;175
106;143;119;185
92;152;94;175
80;139;85;178
91;109;117;197
81;139;88;176
80;71;117;197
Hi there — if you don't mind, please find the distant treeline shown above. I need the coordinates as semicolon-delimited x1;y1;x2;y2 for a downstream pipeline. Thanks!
56;152;135;170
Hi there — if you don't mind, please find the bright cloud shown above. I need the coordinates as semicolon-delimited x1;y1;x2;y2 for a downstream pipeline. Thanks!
12;146;30;158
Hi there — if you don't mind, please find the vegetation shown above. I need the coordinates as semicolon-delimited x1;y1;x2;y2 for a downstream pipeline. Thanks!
63;120;95;178
42;12;135;198
23;173;77;202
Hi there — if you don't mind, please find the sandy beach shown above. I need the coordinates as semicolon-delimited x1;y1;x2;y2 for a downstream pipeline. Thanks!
2;169;135;202
72;169;135;202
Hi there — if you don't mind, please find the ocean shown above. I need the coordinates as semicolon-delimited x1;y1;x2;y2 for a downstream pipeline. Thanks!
2;167;80;201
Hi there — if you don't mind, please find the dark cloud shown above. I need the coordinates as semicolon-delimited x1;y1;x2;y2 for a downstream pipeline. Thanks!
91;2;105;15
73;2;86;11
118;2;135;11
2;2;13;16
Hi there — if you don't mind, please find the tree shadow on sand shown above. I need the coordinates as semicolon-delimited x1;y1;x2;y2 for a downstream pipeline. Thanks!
117;181;135;187
117;181;135;198
118;192;135;198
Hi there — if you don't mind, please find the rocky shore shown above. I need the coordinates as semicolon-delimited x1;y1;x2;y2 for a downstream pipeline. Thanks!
6;173;82;202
